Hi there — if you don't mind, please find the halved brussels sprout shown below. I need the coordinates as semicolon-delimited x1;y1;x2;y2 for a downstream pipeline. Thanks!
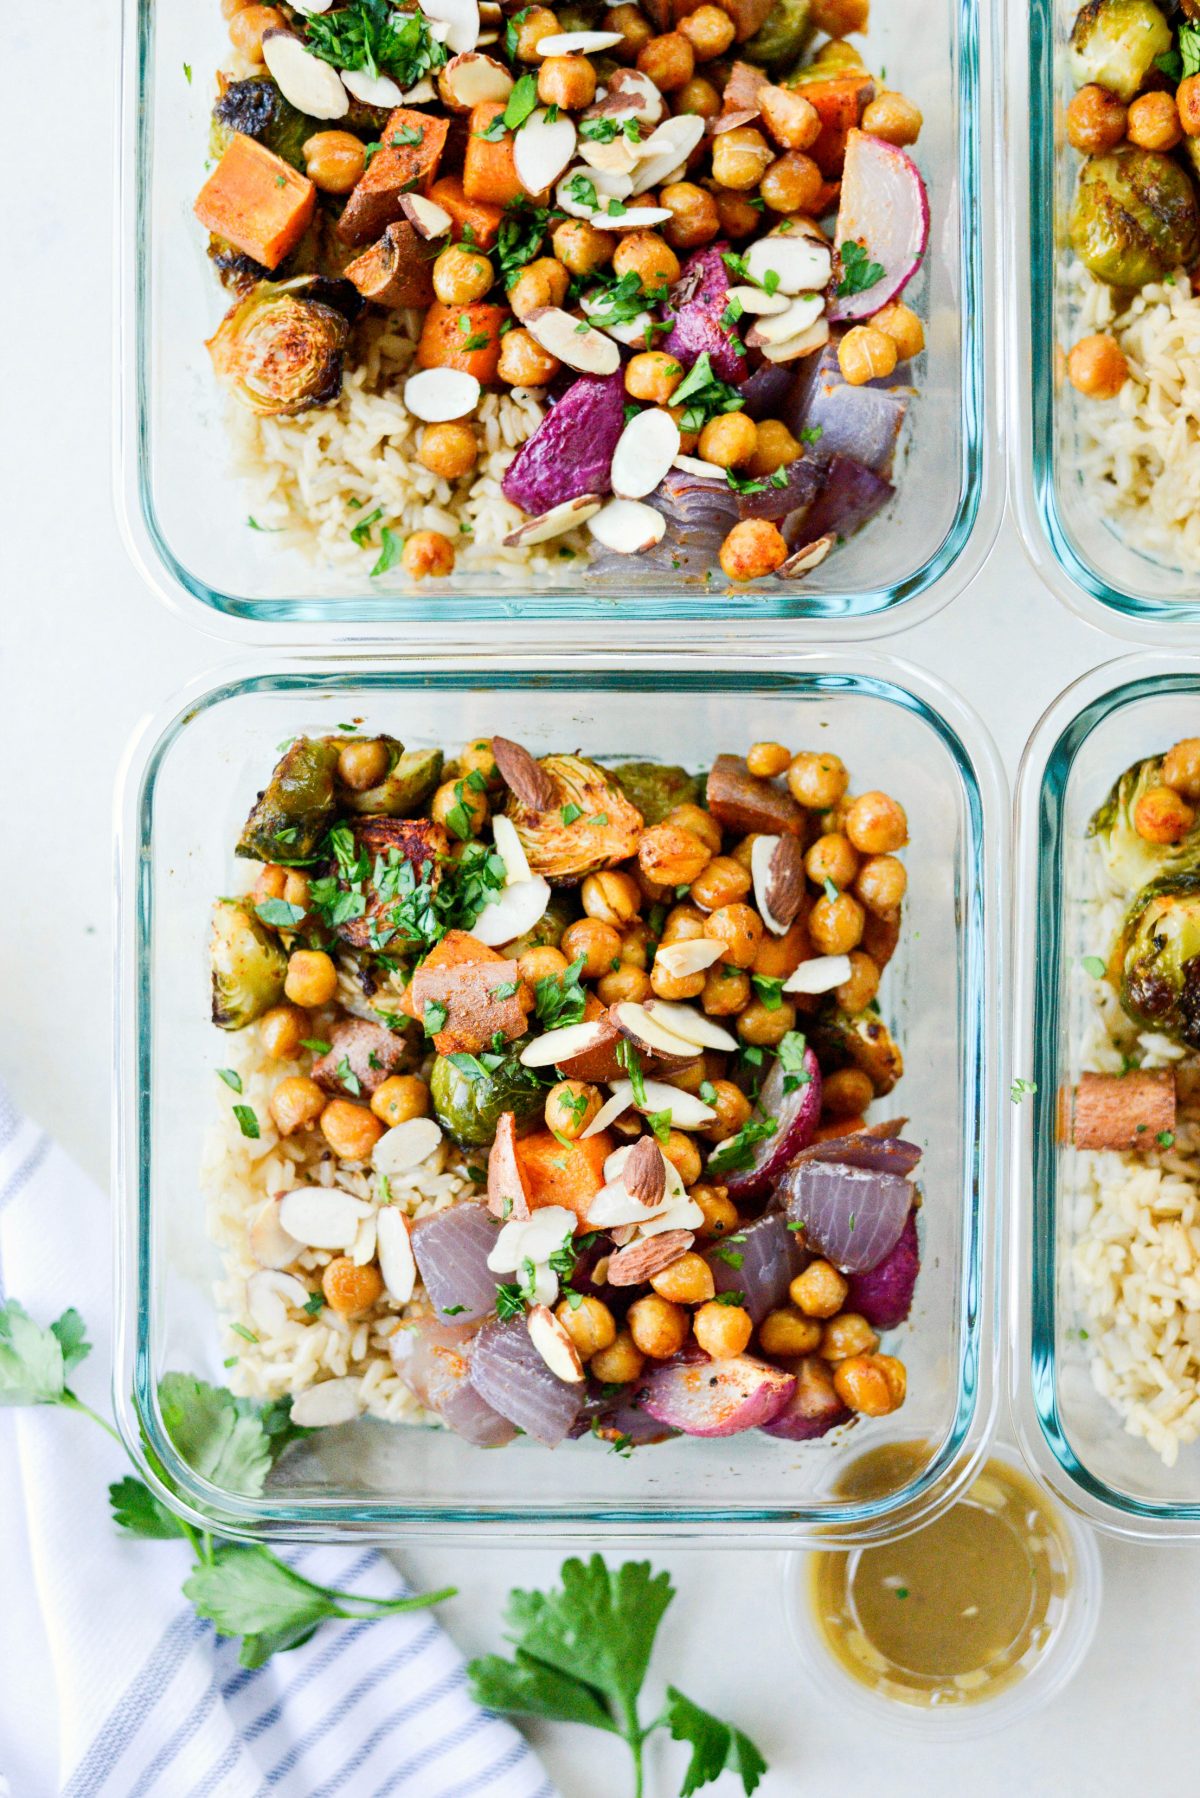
1088;751;1200;890
210;76;315;169
810;1006;904;1095
430;1050;545;1147
1069;147;1200;288
1117;871;1200;1046
207;277;352;418
210;899;288;1030
507;753;644;884
610;761;706;826
342;746;445;817
743;0;814;74
237;736;343;864
1069;0;1172;102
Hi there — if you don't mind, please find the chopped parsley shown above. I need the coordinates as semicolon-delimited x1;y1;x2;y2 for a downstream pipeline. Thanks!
1010;1076;1037;1104
497;196;552;283
616;1038;647;1107
777;1031;811;1094
304;0;447;90
254;897;306;929
335;1056;362;1097
1079;955;1107;980
534;954;588;1030
232;1105;260;1140
579;115;643;145
669;351;746;436
836;239;886;300
422;999;449;1037
561;802;583;825
751;975;786;1011
391;123;424;147
566;172;600;211
303;1293;325;1317
645;1107;673;1144
707;1119;776;1177
712;1290;745;1307
481;70;540;139
350;506;384;548
216;1068;243;1094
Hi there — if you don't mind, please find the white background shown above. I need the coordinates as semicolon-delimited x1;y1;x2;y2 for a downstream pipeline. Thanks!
4;2;1200;1794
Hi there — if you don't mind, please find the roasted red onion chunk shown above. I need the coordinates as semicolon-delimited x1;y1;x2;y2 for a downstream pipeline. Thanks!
760;1356;851;1442
721;1046;822;1204
792;1133;923;1177
846;1209;921;1330
640;1353;796;1438
706;1211;804;1324
468;1315;587;1446
390;1318;517;1448
778;1160;913;1275
410;1201;503;1325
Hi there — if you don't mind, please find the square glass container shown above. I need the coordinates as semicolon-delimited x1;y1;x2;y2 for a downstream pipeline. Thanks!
1009;1;1200;635
1013;653;1200;1539
116;0;1000;639
114;652;1002;1545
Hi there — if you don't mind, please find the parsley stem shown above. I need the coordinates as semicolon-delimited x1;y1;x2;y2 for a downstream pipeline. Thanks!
60;1391;123;1445
323;1584;458;1616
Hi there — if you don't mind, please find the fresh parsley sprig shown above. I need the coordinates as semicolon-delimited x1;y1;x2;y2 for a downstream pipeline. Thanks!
304;0;446;88
835;239;886;300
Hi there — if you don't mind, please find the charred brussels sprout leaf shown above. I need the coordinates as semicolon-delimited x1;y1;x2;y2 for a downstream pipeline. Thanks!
809;1007;904;1096
1069;148;1200;288
1088;752;1200;890
341;746;445;817
742;0;814;74
1069;0;1172;101
430;1050;545;1147
207;277;353;418
610;761;706;827
210;76;315;169
507;754;644;884
1117;871;1200;1047
210;900;288;1030
237;736;343;864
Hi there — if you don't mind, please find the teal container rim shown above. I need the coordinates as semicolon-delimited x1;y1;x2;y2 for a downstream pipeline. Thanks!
116;0;998;636
113;653;1002;1544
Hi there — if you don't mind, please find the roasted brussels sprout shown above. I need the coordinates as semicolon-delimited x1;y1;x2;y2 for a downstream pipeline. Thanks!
210;899;288;1030
1069;0;1172;102
507;753;644;884
610;761;706;826
809;1006;904;1095
430;1049;545;1147
210;76;314;169
743;0;814;74
1069;149;1200;288
237;735;343;864
1116;871;1200;1046
1088;752;1200;890
342;746;445;817
503;892;578;958
207;276;353;417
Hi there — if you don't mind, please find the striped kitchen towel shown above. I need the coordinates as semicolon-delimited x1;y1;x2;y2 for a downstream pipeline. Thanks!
0;1088;557;1798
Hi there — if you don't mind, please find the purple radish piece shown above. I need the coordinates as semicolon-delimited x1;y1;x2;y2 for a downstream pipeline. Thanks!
785;341;908;474
661;244;747;383
707;1211;804;1324
826;129;930;323
778;1159;912;1274
846;1208;920;1330
761;1357;851;1441
468;1315;585;1446
793;1134;923;1177
737;455;825;523
571;1382;679;1445
794;455;893;545
389;1318;517;1447
722;1047;822;1205
641;1353;796;1437
410;1201;502;1325
501;372;627;512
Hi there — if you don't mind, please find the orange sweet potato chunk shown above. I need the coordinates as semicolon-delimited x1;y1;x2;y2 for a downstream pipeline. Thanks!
416;301;507;382
462;102;527;207
337;109;450;245
516;1130;615;1231
194;134;316;270
428;174;506;250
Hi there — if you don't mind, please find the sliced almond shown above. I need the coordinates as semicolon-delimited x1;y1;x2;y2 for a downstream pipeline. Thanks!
471;873;551;946
341;66;404;107
611;1000;699;1064
750;834;788;935
556;165;634;218
404;367;481;423
438;49;514;111
765;834;806;931
581;1084;634;1138
487;1111;533;1222
401;76;437;103
536;27;624;52
629;112;705;194
278;1187;371;1250
673;453;726;479
526;1305;586;1382
745;234;832;296
515;108;578;196
583;68;665;127
290;1377;364;1428
611;408;680;501
600;204;673;228
292;0;335;11
491;812;533;884
777;533;835;578
587;1179;666;1228
746;294;825;349
637;1196;704;1237
524;306;621;375
623;1133;667;1208
249;1197;302;1270
626;1078;716;1130
653;938;724;979
493;736;555;810
399;192;454;240
784;953;852;995
373;1117;443;1175
374;1208;416;1303
579;133;642;175
504;492;603;547
642;999;737;1052
606;1229;695;1286
759;316;829;363
710;107;760;135
519;1017;614;1069
262;29;350;119
726;282;792;317
581;292;654;346
246;1270;309;1335
421;0;480;54
588;498;665;554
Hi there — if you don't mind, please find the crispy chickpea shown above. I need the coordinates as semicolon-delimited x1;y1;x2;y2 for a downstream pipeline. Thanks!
551;216;615;276
652;955;706;1001
419;420;479;480
561;916;624;978
497;326;561;388
628;1292;690;1358
759;1307;823;1357
720;518;787;581
508;257;570;320
268;1075;325;1136
228;4;285;59
676;75;723;118
661;902;707;944
402;530;455;580
1128;89;1181;151
760;151;823;214
285;949;337;1008
1066;332;1128;400
302;129;367;195
662;1128;703;1186
335;738;389;792
253;863;311;913
709;183;762;238
597;962;653;1005
855;853;907;917
737;996;797;1046
371;1074;431;1128
690;854;752;911
581;869;641;926
538;52;597;108
821;1312;880;1361
808;891;865;955
321;1256;385;1316
702;1079;752;1142
834;1352;906;1416
1134;784;1197;843
1164;738;1200;798
221;0;252;16
705;902;763;968
613;229;681;288
758;83;821;150
679;1;735;56
659;179;722;249
589;1326;645;1383
699;411;758;469
872;301;925;362
845;791;908;854
604;0;654;58
746;740;791;779
694;1298;753;1358
702;961;751;1015
834;950;880;1014
518;944;569;986
790;1259;849;1318
637;30;695;91
432;776;489;838
821;1066;875;1119
668;1055;711;1094
460;737;498;785
691;1181;739;1237
619;921;654;969
321;1099;384;1162
1065;82;1128;152
711;124;773;190
640;822;713;886
513;4;558;57
811;0;869;32
545;1078;602;1139
745;419;802;477
787;750;849;810
805;832;859;890
260;1004;310;1060
861;90;923;146
556;1293;617;1359
1179;74;1200;136
625;349;686;403
432;244;494;305
838;323;899;386
651;1250;716;1304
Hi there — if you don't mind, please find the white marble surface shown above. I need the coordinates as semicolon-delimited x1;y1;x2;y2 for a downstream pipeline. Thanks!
3;2;1200;1791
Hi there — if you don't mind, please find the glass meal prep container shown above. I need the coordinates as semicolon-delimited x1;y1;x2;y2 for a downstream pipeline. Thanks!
1013;653;1200;1539
1009;0;1200;635
114;652;1002;1545
116;0;1000;638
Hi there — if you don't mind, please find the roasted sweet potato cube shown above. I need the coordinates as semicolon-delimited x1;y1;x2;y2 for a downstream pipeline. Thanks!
337;109;450;245
194;134;316;270
463;102;527;207
428;174;505;250
416;301;506;382
344;221;436;309
410;955;532;1053
706;754;805;837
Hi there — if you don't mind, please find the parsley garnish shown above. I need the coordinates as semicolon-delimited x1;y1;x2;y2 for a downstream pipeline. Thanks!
646;1107;673;1144
670;351;746;436
216;1068;243;1094
350;505;383;548
423;999;449;1036
534;954;588;1030
777;1031;811;1095
304;0;447;90
561;802;583;825
254;897;306;929
616;1038;647;1106
712;1290;745;1307
1010;1076;1037;1104
335;1056;362;1097
707;1120;776;1177
751;975;786;1011
836;239;886;300
1079;955;1107;980
232;1105;260;1140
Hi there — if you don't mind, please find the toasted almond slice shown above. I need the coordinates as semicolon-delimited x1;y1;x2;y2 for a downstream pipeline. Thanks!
493;735;555;809
290;1377;364;1428
710;106;761;135
515;107;578;195
524;306;620;374
376;1207;417;1303
488;1111;533;1222
750;833;789;934
606;1228;694;1286
755;831;805;934
726;282;792;317
637;1196;704;1237
399;192;454;239
422;0;480;53
611;1000;702;1063
611;407;680;501
438;49;514;110
556;165;634;218
784;953;852;995
654;938;724;978
631;1083;716;1130
581;1084;634;1138
587;1179;662;1227
262;29;350;118
477;26;499;42
623;1133;667;1207
746;294;825;348
579;133;642;174
672;453;726;479
246;1270;309;1335
373;1116;443;1175
536;27;624;52
583;68;665;126
745;234;832;296
776;533;835;578
759;316;829;363
588;498;665;554
504;492;603;546
491;812;533;884
581;292;654;346
249;1196;302;1269
600;203;673;228
471;873;552;946
404;367;482;422
526;1305;586;1382
488;1205;578;1273
341;66;404;107
520;1018;614;1068
641;999;737;1052
278;1187;371;1250
629;112;705;193
401;75;437;102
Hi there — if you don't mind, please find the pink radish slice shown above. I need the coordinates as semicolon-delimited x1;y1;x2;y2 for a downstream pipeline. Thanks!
706;1211;804;1324
777;1159;912;1274
721;1046;822;1205
410;1200;503;1324
389;1318;517;1447
826;129;930;324
640;1353;795;1437
760;1357;851;1441
468;1314;586;1445
845;1208;920;1330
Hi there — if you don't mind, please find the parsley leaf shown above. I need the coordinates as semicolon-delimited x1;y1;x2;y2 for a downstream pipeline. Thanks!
751;974;786;1011
1079;955;1107;980
616;1038;647;1106
836;238;886;300
216;1067;243;1093
422;999;449;1037
370;527;403;577
646;1107;673;1144
233;1104;260;1140
108;1475;187;1540
707;1119;776;1177
254;897;306;929
1184;23;1200;78
534;954;588;1030
670;351;746;435
304;0;447;90
0;1301;91;1406
666;1687;767;1797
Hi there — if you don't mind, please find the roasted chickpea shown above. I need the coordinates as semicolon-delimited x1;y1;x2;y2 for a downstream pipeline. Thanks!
619;921;654;970
660;902;707;944
285;949;337;1008
790;1258;849;1318
651;1250;716;1304
758;83;821;150
711;124;773;189
737;996;797;1046
321;1099;384;1162
690;854;752;911
556;1293;617;1359
821;1066;875;1119
746;740;791;778
1128;89;1181;151
1066;333;1128;400
855;854;907;917
321;1256;385;1316
651;958;707;1002
513;4;559;57
640;822;713;886
419;420;479;480
787;750;849;810
709;183;762;238
834;950;880;1014
625;349;686;403
538;52;597;108
679;1;735;56
589;1326;645;1383
628;1292;690;1358
805;832;859;890
604;0;654;58
838;323;899;386
371;1074;431;1128
508;257;570;320
659;179;721;249
613;229;682;289
432;244;494;305
759;1307;823;1357
402;530;455;580
580;869;640;927
335;738;389;792
821;1312;880;1361
658;804;716;856
545;1078;602;1139
720;518;787;581
637;30;695;91
675;75;723;118
834;1352;906;1416
667;1055;711;1095
746;418;802;477
561;916;624;978
253;863;311;913
872;301;925;362
845;791;909;854
1164;738;1200;798
808;891;865;955
260;1004;309;1060
597;962;653;1005
497;326;561;388
268;1075;325;1136
1134;784;1196;843
760;150;823;213
432;775;489;838
701;961;751;1016
694;1298;754;1358
705;902;763;968
661;1128;703;1186
691;1181;739;1237
702;1079;753;1143
551;216;616;276
302;129;367;194
699;411;758;469
861;90;923;145
221;0;252;16
752;918;808;980
811;0;868;32
518;944;569;985
228;3;285;59
460;737;498;785
1179;74;1200;136
1065;82;1128;153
